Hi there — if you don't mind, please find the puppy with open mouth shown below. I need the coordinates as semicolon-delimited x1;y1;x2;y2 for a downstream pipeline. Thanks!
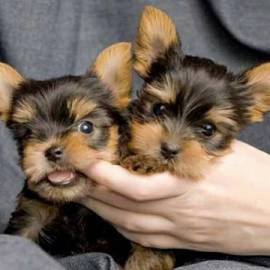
2;42;136;264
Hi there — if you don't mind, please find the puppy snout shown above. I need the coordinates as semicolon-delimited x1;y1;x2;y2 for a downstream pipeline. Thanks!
161;143;180;159
45;145;64;162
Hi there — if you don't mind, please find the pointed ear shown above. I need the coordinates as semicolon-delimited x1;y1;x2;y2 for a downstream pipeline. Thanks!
89;42;132;109
134;5;181;78
0;63;24;121
242;63;270;122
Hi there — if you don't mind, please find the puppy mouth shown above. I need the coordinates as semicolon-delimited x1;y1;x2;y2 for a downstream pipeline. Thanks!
45;170;86;187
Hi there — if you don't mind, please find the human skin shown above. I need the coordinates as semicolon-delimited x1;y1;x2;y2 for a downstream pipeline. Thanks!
80;140;270;255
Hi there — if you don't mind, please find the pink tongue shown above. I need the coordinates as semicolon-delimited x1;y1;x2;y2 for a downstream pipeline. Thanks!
47;170;75;184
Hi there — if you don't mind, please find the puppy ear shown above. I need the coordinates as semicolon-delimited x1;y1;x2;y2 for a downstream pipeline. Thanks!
242;63;270;122
0;63;24;121
89;42;132;109
134;5;181;78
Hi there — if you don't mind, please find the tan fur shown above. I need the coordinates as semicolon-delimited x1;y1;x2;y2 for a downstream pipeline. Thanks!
13;100;36;123
173;140;212;179
67;98;97;121
22;126;119;202
134;6;178;77
15;196;58;240
206;107;236;127
245;63;270;122
22;135;92;201
124;244;175;270
0;63;24;121
90;42;132;108
64;132;99;165
23;138;57;184
101;125;119;162
145;74;177;103
64;129;117;166
121;154;168;175
246;63;270;85
64;132;108;169
36;176;91;203
128;121;164;158
127;121;217;179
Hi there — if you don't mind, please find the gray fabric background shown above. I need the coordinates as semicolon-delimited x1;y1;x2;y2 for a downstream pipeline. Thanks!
0;0;270;269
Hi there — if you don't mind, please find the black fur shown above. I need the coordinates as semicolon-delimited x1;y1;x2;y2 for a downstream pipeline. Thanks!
5;74;133;265
129;52;254;158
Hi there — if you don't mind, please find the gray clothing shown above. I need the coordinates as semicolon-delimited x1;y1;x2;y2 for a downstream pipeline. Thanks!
0;235;267;270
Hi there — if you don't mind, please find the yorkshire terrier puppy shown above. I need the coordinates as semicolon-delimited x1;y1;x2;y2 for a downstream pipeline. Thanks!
2;43;136;264
120;6;270;270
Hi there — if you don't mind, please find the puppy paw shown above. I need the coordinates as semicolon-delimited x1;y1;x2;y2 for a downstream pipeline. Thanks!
124;244;175;270
121;155;166;175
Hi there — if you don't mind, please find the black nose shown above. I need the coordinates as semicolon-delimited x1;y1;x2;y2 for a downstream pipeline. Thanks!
45;146;64;162
161;143;180;159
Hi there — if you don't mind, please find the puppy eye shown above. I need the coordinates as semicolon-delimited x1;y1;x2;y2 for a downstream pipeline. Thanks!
78;121;93;134
200;123;216;137
152;103;167;116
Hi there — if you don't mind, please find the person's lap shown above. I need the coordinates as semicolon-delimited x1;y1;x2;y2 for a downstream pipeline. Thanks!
0;235;266;270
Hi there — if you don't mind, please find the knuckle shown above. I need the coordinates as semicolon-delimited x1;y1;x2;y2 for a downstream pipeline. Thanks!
132;187;150;201
137;237;166;248
145;238;161;248
122;218;139;231
136;237;152;248
190;231;210;245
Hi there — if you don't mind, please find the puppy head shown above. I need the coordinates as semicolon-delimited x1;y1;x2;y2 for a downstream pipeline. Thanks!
0;42;132;202
129;6;270;179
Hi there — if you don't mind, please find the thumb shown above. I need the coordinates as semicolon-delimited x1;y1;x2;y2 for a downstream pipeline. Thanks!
81;160;193;201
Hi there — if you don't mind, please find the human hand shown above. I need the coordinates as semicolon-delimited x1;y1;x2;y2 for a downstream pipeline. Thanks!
80;140;270;255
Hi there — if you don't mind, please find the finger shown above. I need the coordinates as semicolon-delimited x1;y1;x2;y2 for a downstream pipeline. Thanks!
86;198;174;234
82;185;173;215
81;161;193;201
115;228;183;249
